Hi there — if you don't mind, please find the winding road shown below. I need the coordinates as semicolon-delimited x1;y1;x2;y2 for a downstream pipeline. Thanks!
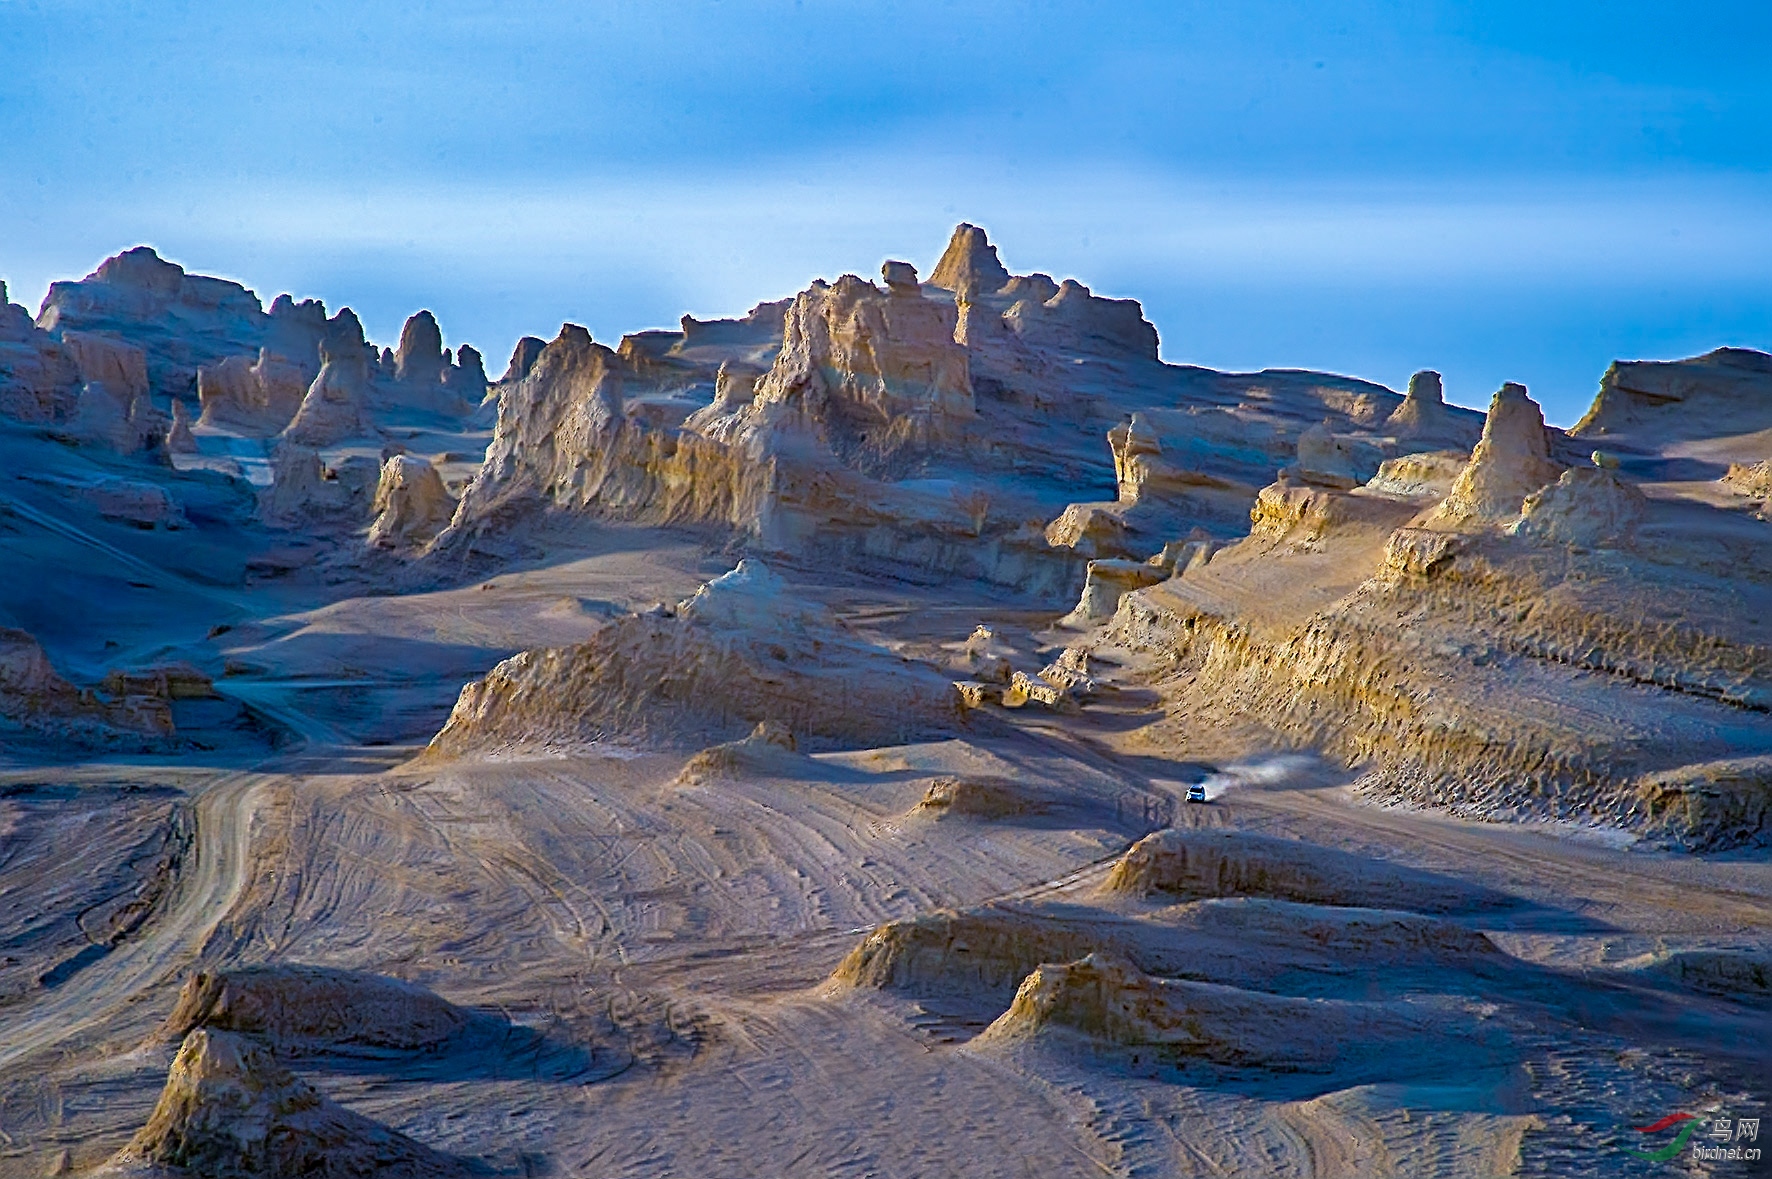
0;771;269;1071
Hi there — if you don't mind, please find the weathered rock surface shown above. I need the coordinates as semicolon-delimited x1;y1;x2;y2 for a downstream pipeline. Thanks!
108;1028;463;1178
1507;464;1647;548
197;349;312;435
1572;347;1772;442
429;560;963;755
1065;557;1167;623
1427;382;1563;527
367;454;455;551
927;222;1013;295
1098;423;1772;845
0;627;173;741
673;719;805;784
1101;828;1509;913
35;247;286;402
258;446;379;526
0;281;80;422
975;952;1427;1070
831;908;1111;1003
162;965;478;1054
282;311;375;445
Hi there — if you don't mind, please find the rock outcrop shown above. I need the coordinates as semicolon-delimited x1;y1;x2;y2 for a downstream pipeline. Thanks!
0;280;80;421
1383;369;1477;447
367;454;455;551
428;560;963;755
975;952;1425;1070
109;1028;462;1177
197;349;312;435
1101;828;1507;913
927;222;1012;295
1572;348;1772;442
1003;279;1159;361
1507;464;1647;548
36;246;305;401
724;266;975;464
395;310;446;386
258;447;379;526
499;336;547;385
831;908;1111;1003
162;966;478;1054
1426;382;1561;526
0;627;173;741
282;311;374;445
1065;558;1167;623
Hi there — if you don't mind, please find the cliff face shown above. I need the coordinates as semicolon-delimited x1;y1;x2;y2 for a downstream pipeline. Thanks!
1092;379;1772;849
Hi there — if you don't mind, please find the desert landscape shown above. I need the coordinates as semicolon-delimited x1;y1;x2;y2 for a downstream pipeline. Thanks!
0;221;1766;1178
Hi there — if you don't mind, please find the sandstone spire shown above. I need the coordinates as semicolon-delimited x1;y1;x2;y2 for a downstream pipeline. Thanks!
1428;382;1562;525
395;309;446;385
928;223;1011;295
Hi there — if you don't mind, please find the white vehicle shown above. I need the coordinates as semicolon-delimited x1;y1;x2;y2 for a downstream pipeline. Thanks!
1186;784;1209;803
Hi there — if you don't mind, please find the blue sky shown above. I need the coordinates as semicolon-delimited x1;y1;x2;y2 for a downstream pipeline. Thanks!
3;1;1770;422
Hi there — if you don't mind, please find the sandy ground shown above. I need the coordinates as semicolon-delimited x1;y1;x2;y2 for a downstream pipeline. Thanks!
0;428;1768;1177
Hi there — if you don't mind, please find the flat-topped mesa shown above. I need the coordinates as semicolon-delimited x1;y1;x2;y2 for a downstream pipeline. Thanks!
927;223;1013;295
1426;382;1563;527
1573;347;1772;442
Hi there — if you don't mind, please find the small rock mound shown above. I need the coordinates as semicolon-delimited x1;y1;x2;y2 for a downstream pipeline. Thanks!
913;776;1051;820
0;626;173;740
1364;450;1469;499
1101;828;1505;913
1641;949;1771;999
429;560;962;755
1507;464;1646;548
1427;382;1562;526
975;953;1419;1070
831;908;1112;1002
674;719;803;784
1722;459;1771;517
1161;896;1500;962
161;965;476;1054
1634;755;1772;852
367;454;456;551
1064;558;1166;623
110;1028;463;1178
